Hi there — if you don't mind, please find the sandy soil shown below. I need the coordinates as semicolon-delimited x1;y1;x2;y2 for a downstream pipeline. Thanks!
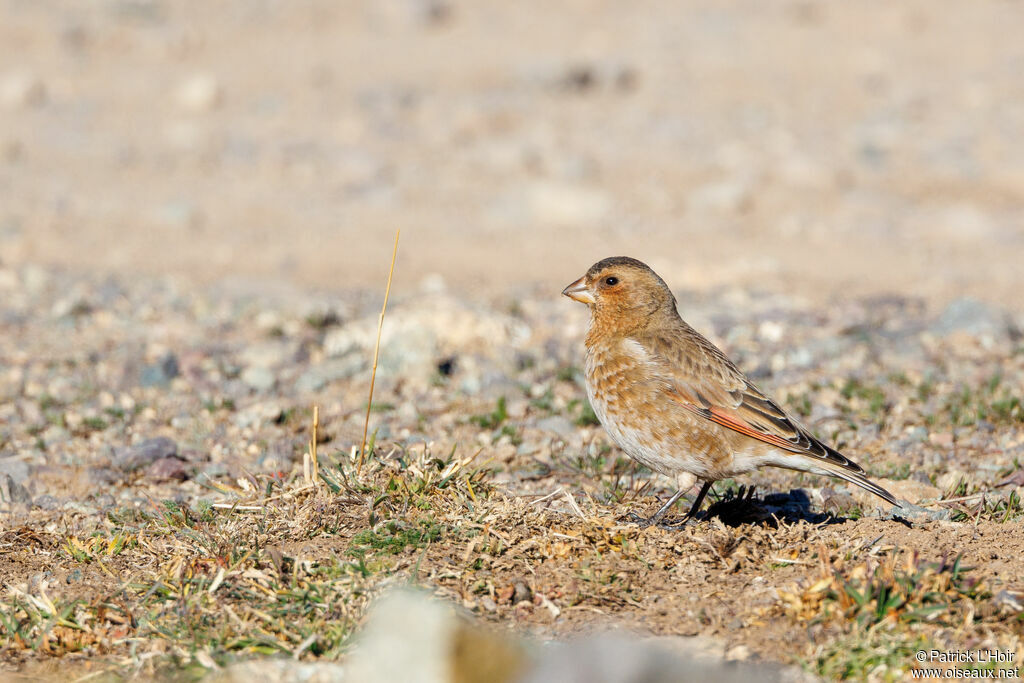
2;0;1023;307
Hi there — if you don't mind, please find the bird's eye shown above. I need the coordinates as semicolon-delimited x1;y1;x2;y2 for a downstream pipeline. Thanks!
604;276;619;286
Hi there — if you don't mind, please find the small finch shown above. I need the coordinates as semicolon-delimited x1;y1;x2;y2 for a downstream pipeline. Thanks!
563;256;898;526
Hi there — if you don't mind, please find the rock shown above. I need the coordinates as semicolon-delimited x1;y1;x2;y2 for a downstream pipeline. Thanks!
241;366;276;392
820;489;858;515
41;425;71;448
146;456;190;481
92;493;115;509
239;341;294;369
343;589;794;683
115;436;178;471
140;353;180;387
0;455;29;484
51;295;93;318
346;589;527;683
33;494;60;511
0;474;31;505
175;74;222;112
0;71;46;108
535;416;576;441
87;467;122;486
295;356;366;393
324;295;528;382
512;581;533;605
232;403;284;430
993;589;1024;615
932;298;1011;339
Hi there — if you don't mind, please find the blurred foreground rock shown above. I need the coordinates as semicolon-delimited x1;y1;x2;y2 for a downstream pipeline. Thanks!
209;590;812;683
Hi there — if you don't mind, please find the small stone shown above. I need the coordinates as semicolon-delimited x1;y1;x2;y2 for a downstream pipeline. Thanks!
512;581;533;605
295;356;366;392
725;644;751;661
115;436;178;471
820;489;858;515
202;462;229;478
175;74;222;112
1;474;31;504
87;468;122;486
0;456;29;484
51;296;93;318
140;353;180;387
146;456;189;481
62;502;98;516
232;403;284;430
240;341;294;369
241;366;276;392
92;493;116;509
993;589;1024;615
932;298;1011;339
535;416;576;441
33;494;60;511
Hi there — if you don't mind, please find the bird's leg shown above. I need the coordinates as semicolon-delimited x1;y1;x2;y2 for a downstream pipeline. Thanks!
627;487;685;528
683;480;714;519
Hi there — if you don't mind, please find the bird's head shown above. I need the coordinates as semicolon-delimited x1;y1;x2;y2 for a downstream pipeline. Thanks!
562;256;677;332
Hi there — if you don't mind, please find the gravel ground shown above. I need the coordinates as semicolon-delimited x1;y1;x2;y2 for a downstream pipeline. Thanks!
1;263;1023;679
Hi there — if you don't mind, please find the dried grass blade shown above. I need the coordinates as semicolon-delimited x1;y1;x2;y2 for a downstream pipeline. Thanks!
359;229;400;473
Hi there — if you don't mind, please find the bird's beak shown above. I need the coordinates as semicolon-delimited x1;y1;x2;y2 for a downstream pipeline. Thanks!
562;276;595;304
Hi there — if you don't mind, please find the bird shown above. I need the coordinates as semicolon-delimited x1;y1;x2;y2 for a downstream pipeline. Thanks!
562;256;898;526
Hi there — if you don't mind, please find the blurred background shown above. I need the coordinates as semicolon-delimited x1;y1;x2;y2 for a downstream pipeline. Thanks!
2;0;1022;308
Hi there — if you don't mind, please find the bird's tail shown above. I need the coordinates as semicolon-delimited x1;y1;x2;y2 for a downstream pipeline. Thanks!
767;453;901;508
809;461;900;508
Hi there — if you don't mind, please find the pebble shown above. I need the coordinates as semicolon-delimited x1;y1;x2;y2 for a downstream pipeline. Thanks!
87;467;122;486
512;581;533;605
295;356;366;393
33;494;61;511
174;74;222;112
140;352;180;387
241;366;276;392
0;474;31;504
115;436;178;471
146;456;190;481
0;456;29;484
240;341;294;369
932;298;1010;339
535;416;576;441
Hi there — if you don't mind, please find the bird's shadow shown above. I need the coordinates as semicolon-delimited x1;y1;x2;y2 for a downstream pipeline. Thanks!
681;486;849;527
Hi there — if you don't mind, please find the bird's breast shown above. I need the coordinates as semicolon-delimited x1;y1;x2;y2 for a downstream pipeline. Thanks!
583;337;738;479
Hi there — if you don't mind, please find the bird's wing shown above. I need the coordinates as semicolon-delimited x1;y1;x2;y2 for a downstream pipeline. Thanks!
639;326;864;474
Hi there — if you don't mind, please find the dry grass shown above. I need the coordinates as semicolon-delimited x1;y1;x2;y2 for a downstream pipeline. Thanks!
2;431;1023;680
